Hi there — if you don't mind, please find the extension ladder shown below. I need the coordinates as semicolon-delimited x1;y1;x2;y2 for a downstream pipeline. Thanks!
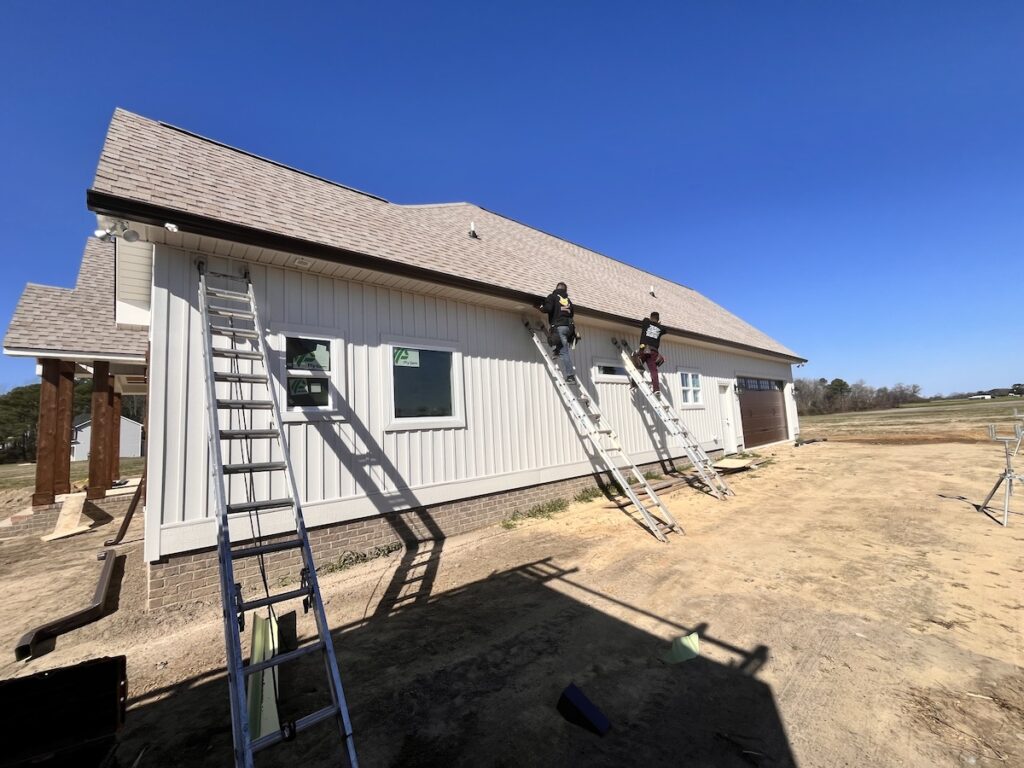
198;264;358;768
612;338;733;500
524;322;682;542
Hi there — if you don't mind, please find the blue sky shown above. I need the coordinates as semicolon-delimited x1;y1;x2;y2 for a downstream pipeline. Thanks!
1;2;1021;395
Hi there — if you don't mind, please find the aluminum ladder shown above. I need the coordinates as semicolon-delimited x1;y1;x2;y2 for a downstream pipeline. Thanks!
524;322;682;542
612;338;733;500
198;264;358;768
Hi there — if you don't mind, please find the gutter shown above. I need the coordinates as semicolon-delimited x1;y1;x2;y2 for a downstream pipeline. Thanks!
87;190;807;364
14;549;118;661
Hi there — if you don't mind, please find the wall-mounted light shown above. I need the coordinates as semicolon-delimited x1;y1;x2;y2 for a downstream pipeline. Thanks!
93;220;140;242
164;222;179;233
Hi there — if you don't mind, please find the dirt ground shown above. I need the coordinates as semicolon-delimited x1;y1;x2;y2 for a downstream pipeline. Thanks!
1;420;1022;766
800;398;1024;444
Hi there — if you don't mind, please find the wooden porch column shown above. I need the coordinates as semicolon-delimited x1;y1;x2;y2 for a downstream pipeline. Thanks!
32;359;60;506
53;362;75;495
87;362;111;501
109;387;122;483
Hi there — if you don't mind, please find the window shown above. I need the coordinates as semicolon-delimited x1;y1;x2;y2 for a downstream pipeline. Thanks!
592;357;630;383
393;347;453;418
384;336;465;430
284;335;332;410
678;369;703;406
737;377;783;392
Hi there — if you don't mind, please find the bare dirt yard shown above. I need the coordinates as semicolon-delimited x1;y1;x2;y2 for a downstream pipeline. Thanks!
1;406;1021;767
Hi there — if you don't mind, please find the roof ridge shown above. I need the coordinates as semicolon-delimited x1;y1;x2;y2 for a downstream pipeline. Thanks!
398;202;474;209
113;108;390;204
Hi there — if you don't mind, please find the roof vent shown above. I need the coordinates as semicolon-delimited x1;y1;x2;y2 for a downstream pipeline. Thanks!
649;285;656;297
468;221;479;239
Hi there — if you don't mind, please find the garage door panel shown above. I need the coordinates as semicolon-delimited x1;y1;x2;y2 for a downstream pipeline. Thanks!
738;380;788;447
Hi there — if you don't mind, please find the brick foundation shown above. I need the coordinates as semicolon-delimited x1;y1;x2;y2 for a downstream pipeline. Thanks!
0;493;134;540
147;456;706;610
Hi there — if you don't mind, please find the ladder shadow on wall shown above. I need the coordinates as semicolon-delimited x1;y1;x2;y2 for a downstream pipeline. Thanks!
314;379;445;621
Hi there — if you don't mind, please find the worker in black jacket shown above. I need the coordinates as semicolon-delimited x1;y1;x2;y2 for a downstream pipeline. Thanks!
539;282;578;383
631;311;666;394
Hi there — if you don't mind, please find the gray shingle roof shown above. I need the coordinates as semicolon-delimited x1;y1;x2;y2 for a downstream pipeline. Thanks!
4;238;148;359
90;108;800;360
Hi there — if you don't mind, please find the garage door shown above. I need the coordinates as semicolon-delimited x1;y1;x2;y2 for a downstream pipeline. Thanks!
737;377;788;447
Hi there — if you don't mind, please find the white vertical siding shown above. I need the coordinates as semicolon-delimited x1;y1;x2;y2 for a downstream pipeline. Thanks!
147;245;799;557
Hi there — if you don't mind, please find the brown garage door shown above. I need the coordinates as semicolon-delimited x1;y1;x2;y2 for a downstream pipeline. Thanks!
738;377;788;447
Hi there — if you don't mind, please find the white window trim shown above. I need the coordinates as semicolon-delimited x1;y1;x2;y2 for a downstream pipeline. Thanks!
592;356;630;383
382;334;466;432
675;366;705;410
269;325;346;422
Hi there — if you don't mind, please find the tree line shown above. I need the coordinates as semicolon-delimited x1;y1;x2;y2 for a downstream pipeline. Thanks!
0;381;145;463
794;377;924;416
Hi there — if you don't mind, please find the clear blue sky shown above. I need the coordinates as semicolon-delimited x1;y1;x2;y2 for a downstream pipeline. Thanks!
1;2;1021;396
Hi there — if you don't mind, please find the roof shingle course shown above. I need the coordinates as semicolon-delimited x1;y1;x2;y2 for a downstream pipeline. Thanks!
90;108;798;359
4;238;148;358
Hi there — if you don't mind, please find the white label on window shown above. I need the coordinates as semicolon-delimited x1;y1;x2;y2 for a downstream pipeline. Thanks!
394;348;420;367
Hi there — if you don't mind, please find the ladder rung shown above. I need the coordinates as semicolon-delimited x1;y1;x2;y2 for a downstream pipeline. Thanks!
231;538;304;560
221;429;279;439
227;498;294;514
215;372;267;383
239;586;312;613
224;461;287;475
213;348;262;360
208;307;255;320
250;704;340;753
245;640;325;677
218;399;274;410
205;269;248;281
210;327;259;339
206;287;250;301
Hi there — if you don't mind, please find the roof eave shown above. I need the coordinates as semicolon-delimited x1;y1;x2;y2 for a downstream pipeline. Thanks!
3;345;147;364
87;189;807;364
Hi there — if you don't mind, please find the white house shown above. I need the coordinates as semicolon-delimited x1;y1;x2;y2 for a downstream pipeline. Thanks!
6;109;804;608
71;414;143;462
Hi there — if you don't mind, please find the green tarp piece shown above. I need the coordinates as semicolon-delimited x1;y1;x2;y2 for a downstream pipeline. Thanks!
661;632;700;664
247;613;281;739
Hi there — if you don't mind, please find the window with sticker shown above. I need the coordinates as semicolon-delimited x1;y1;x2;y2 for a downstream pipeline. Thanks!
284;336;331;409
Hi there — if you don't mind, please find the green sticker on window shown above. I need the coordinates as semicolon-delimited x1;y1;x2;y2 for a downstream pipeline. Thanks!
393;348;420;368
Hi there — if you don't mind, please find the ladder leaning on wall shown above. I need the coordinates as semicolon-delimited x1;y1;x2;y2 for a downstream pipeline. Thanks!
524;322;683;542
197;263;359;768
612;338;733;500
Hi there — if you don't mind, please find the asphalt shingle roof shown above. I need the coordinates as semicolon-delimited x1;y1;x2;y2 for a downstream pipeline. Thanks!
87;108;799;359
4;238;148;359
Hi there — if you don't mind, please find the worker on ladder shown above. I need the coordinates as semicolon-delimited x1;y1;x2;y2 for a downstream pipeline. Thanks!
540;282;578;383
630;311;666;394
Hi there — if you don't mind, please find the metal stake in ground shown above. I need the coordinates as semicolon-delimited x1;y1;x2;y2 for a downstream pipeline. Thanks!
978;423;1024;527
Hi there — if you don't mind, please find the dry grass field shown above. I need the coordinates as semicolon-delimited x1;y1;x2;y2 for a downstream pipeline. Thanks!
0;405;1021;767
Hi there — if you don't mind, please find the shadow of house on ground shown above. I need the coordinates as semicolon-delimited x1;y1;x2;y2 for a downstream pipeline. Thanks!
120;559;795;767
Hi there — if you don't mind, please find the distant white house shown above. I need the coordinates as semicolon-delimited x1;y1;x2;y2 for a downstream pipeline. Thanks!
71;414;143;462
968;394;993;400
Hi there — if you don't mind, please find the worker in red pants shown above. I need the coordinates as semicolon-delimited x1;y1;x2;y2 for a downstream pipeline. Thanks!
630;311;666;394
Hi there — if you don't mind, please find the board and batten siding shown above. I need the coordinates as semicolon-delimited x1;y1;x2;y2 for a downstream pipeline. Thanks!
145;245;797;560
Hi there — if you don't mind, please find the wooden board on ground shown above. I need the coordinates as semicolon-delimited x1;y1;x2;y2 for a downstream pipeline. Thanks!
41;493;90;542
